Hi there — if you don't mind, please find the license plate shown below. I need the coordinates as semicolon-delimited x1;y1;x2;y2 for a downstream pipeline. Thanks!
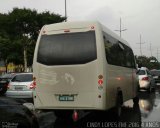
15;87;23;90
59;95;74;101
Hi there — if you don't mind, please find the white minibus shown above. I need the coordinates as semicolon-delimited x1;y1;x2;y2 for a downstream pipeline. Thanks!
33;21;139;121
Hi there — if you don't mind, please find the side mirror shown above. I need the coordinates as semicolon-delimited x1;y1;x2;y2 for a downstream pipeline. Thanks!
136;70;140;74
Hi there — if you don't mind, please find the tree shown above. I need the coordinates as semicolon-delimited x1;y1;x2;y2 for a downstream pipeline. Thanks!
0;33;11;72
0;8;66;72
135;55;160;69
0;14;16;72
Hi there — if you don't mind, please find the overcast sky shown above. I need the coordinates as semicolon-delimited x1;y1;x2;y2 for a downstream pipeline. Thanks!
0;0;160;59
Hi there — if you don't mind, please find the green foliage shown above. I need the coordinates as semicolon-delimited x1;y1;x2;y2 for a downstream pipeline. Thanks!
0;32;10;63
0;8;65;70
135;55;160;70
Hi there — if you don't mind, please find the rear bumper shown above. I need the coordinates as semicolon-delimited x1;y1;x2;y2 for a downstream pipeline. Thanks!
139;81;150;89
6;90;33;98
34;91;108;110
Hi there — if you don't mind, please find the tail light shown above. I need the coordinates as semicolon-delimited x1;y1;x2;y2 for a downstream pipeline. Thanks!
30;81;36;89
98;75;103;85
98;75;103;90
7;83;10;89
30;77;36;89
142;77;149;81
64;29;70;32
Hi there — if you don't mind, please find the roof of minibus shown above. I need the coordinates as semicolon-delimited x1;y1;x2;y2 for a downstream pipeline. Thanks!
42;21;131;48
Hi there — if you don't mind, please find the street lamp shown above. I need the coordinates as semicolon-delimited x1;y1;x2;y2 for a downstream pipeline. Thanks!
136;34;145;56
115;18;127;37
65;0;67;22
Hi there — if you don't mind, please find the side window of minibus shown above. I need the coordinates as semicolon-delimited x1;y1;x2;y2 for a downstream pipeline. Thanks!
119;42;136;69
103;34;124;66
103;32;136;68
128;48;136;69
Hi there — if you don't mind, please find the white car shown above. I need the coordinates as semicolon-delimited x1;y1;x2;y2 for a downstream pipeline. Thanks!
136;67;155;92
6;73;36;99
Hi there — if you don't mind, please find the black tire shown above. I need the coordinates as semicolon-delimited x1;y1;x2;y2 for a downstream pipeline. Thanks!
133;96;139;105
151;87;155;92
54;110;72;120
0;87;7;95
133;86;139;105
147;87;151;93
115;92;123;117
137;85;140;92
32;118;39;128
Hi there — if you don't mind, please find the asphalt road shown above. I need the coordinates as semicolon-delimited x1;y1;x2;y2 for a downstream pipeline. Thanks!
1;88;160;128
36;88;160;128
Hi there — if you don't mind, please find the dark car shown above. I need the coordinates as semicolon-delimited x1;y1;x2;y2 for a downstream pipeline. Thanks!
0;97;39;128
0;73;15;95
150;70;160;87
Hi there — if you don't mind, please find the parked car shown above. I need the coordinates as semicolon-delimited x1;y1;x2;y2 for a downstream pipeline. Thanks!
136;67;155;92
6;73;36;99
0;97;38;128
0;73;16;95
150;70;160;87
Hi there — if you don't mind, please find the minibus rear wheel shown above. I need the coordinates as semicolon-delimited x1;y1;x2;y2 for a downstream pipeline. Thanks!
115;91;123;117
133;96;139;105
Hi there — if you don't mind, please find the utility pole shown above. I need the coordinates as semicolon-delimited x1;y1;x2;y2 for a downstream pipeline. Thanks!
115;17;127;37
150;43;152;57
157;48;159;61
137;34;145;56
65;0;67;22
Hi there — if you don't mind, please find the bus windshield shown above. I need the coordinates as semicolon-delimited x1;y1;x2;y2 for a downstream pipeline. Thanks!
37;31;97;65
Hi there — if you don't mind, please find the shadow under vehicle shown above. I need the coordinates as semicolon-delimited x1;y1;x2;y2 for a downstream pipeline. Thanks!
53;102;141;128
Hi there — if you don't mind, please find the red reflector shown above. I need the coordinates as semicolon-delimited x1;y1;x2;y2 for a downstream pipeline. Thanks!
73;111;78;122
30;81;36;89
98;79;103;85
142;77;149;81
64;29;70;32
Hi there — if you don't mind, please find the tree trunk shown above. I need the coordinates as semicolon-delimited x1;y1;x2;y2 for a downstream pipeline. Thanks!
5;64;8;73
24;47;27;72
4;59;8;73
